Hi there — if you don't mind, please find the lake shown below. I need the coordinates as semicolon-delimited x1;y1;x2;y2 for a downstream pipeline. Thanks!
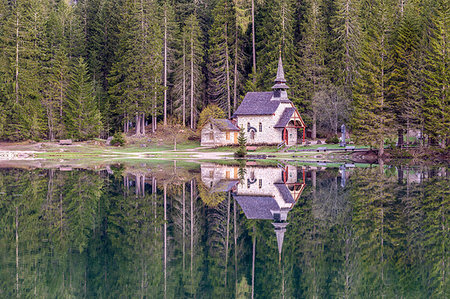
0;161;448;298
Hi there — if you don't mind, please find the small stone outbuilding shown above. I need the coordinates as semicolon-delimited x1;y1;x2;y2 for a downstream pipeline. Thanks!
200;119;240;147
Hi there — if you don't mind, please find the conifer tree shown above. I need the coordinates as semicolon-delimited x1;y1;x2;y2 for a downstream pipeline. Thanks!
66;57;102;140
185;14;204;129
352;0;396;156
329;0;361;92
298;0;328;139
207;0;234;118
256;0;298;91
422;0;449;146
388;10;421;147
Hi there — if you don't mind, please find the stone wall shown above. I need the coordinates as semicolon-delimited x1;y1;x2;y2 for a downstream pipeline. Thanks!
236;102;300;145
200;123;238;146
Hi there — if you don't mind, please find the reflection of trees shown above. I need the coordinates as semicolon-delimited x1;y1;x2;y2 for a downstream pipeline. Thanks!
0;166;447;297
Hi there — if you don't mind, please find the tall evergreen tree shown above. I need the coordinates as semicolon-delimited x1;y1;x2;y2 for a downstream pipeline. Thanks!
351;0;396;156
207;0;235;118
422;0;449;146
185;14;204;129
388;9;421;147
66;57;102;140
298;0;328;139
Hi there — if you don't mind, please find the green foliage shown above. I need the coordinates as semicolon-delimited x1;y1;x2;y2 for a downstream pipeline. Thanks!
66;57;102;141
197;104;226;131
234;127;247;157
111;131;125;146
325;135;339;144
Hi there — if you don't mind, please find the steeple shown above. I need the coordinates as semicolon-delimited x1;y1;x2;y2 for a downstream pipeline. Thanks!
272;222;288;258
272;55;289;99
275;55;286;83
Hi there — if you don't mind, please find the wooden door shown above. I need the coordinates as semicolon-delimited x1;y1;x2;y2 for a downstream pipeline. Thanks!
234;132;238;143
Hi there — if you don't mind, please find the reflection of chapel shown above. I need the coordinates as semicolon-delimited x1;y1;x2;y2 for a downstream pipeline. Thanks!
201;57;305;146
200;164;306;255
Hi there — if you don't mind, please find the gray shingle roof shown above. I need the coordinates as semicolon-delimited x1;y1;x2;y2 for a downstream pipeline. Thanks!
274;183;295;203
211;180;239;193
233;195;280;219
211;119;240;131
233;92;280;115
274;107;295;128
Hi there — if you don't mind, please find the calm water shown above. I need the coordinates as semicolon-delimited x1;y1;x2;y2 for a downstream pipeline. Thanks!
0;162;448;298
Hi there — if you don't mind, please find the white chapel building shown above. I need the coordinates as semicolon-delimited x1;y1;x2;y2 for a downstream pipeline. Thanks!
201;57;306;146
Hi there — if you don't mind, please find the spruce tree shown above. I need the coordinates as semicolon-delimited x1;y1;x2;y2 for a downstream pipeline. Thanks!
66;57;102;140
351;0;396;156
207;0;234;118
422;0;449;146
388;10;421;147
298;0;328;139
185;14;204;129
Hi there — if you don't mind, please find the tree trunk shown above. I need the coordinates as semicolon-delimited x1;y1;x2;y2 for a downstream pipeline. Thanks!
135;113;141;135
233;23;238;112
183;38;186;126
379;140;384;157
141;113;145;135
312;110;317;140
251;0;256;78
163;8;168;126
225;23;231;119
16;207;19;297
163;184;167;298
397;128;404;148
190;31;194;130
15;12;19;104
182;182;186;271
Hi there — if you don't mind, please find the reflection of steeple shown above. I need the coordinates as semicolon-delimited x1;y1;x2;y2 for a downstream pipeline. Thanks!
273;222;288;257
200;164;306;257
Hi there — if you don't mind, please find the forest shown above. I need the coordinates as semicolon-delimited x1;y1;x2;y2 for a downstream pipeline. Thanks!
0;0;448;149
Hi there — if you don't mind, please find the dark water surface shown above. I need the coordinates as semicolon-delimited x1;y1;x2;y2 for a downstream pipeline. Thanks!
0;162;448;298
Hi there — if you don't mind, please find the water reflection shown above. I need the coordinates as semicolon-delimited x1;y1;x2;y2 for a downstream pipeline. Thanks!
0;163;448;298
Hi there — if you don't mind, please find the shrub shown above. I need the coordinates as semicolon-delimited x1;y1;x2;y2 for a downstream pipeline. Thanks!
325;135;339;144
234;128;247;157
111;132;125;146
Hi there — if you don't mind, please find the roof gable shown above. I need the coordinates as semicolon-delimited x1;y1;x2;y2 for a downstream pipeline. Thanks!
234;92;280;115
274;108;295;128
234;195;279;219
210;119;240;131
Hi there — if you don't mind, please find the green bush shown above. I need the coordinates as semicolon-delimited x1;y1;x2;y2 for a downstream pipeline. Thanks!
234;128;247;157
325;135;339;144
111;132;125;146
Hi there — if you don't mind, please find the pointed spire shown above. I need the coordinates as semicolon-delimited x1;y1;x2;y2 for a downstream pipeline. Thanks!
272;222;288;256
275;55;286;83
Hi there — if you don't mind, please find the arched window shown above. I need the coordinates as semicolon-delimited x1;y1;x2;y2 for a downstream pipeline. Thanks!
259;122;262;132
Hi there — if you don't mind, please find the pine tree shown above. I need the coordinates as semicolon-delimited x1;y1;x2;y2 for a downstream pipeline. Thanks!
351;0;396;156
161;0;176;126
42;1;71;140
185;14;204;130
329;0;361;92
66;57;102;140
256;0;298;91
388;9;421;147
207;0;234;118
298;0;328;139
422;0;449;146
